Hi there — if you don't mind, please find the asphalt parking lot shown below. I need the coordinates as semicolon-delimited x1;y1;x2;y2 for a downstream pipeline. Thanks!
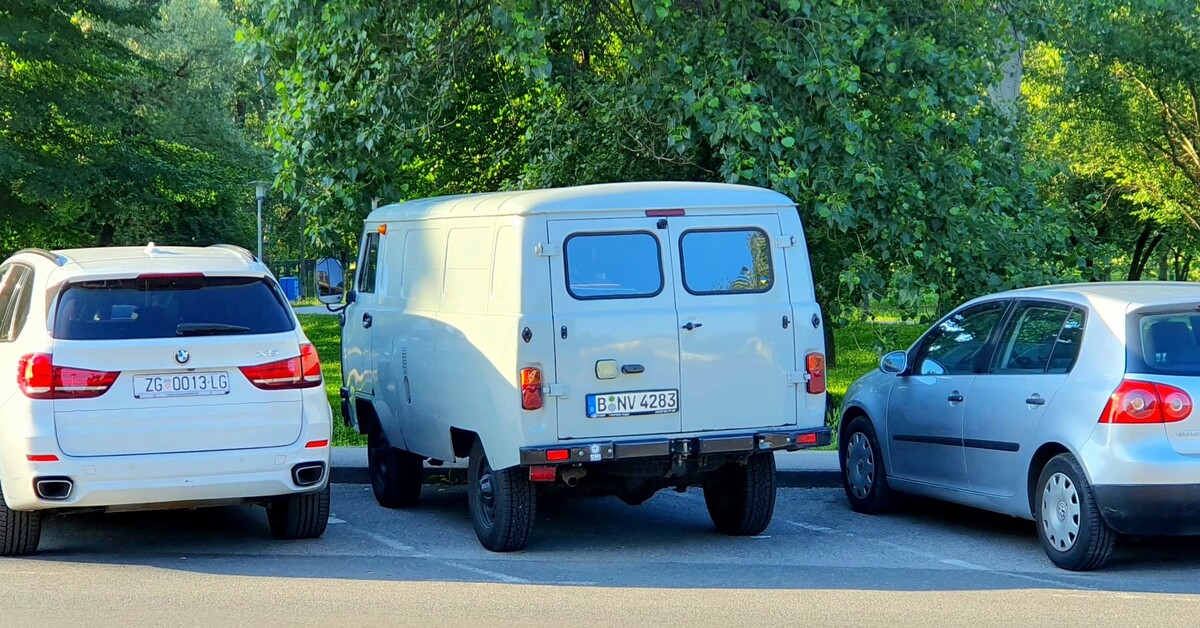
3;484;1200;626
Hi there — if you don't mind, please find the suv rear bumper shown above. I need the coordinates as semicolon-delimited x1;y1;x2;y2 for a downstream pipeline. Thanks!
3;445;330;512
518;426;831;466
1094;484;1200;536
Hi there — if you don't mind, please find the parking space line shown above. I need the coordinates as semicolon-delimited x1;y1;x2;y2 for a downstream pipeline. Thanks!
346;527;530;584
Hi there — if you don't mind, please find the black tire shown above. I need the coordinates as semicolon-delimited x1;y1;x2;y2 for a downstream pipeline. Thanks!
0;482;41;557
368;431;423;508
1034;454;1116;571
267;485;331;540
703;452;777;536
467;439;535;552
839;415;896;514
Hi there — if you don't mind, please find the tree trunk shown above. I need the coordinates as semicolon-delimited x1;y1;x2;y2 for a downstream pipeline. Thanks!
97;223;115;247
1128;221;1159;280
1159;250;1170;280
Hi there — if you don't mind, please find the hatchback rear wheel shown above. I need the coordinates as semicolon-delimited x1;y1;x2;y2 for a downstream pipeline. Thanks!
840;415;895;514
1034;454;1116;571
0;482;41;556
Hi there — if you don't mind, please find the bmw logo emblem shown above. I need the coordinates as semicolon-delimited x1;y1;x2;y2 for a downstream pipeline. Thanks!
175;349;190;365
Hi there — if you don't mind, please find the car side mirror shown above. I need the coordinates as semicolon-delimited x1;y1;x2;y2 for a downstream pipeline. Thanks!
880;351;907;375
315;257;345;305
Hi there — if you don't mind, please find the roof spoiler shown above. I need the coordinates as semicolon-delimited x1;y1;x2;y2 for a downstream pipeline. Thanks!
207;244;258;262
13;248;68;266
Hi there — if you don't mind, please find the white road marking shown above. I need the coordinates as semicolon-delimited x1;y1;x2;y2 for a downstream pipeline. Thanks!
437;560;531;585
786;520;839;534
347;527;530;584
328;516;346;524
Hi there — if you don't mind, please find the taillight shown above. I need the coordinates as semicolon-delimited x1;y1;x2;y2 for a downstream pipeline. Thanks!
240;344;323;390
521;367;543;410
1100;380;1193;424
18;353;119;400
805;352;826;394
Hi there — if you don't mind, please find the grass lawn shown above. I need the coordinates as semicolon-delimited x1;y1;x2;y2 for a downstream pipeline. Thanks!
299;313;926;448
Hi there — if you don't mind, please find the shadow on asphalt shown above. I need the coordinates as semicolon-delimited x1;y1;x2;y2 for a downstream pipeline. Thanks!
25;485;1200;593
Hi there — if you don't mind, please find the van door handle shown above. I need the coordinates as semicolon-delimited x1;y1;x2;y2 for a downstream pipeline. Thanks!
682;322;703;331
947;392;964;403
621;364;645;374
362;313;373;329
1025;395;1046;406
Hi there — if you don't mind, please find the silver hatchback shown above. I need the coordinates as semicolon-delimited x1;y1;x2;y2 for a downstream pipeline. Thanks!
838;282;1200;570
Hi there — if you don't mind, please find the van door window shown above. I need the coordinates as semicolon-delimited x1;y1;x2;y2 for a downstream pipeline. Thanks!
679;228;773;294
358;232;381;294
563;232;663;300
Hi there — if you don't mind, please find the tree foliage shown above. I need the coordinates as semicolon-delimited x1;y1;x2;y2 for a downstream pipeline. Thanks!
253;0;1082;318
0;0;265;257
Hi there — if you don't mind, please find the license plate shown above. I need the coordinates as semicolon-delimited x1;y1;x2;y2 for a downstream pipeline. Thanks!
133;372;230;399
587;389;679;418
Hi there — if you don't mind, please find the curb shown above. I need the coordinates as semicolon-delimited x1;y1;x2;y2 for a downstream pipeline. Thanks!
329;466;841;489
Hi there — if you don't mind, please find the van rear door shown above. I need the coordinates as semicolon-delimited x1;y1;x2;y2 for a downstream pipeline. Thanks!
548;219;683;439
669;216;800;432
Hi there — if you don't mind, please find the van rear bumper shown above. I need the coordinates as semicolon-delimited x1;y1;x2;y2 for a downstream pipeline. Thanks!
518;426;831;466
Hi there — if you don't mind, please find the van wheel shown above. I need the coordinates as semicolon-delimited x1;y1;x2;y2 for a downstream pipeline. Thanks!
1035;454;1116;571
368;431;423;508
0;482;41;556
267;485;331;540
840;415;896;514
703;452;777;536
467;439;535;552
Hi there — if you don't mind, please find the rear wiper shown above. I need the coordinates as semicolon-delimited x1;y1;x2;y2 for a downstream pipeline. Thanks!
176;323;251;336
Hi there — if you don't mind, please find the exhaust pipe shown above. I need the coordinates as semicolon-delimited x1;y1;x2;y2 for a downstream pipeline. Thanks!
34;477;73;501
291;462;325;487
560;466;587;487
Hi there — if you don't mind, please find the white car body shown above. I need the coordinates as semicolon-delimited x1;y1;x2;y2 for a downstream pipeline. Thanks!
0;245;332;516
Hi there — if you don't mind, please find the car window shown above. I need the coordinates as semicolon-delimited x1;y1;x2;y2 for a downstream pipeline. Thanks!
0;265;24;342
54;276;294;340
564;232;663;300
1047;308;1085;374
1132;311;1200;375
358;232;381;294
991;302;1075;374
679;228;772;295
914;300;1009;376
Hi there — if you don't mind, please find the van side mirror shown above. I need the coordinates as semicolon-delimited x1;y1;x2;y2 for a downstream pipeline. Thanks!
315;258;345;305
880;351;907;375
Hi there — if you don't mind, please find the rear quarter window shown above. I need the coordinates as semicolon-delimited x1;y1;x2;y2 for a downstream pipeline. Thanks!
54;276;294;340
1131;311;1200;376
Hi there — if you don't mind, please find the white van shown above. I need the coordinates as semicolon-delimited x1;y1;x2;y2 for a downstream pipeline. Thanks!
319;182;829;551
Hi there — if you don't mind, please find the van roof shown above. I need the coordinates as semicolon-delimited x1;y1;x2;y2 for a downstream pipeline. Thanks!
367;182;796;222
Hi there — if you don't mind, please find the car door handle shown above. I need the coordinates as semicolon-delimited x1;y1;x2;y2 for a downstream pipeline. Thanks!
1025;395;1046;406
682;322;703;331
362;313;373;329
947;392;964;403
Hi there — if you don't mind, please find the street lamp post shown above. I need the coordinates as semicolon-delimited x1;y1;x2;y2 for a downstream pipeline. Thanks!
252;181;267;261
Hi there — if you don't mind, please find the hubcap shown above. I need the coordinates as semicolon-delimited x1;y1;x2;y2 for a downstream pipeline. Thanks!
845;432;876;499
477;459;497;528
1040;472;1082;552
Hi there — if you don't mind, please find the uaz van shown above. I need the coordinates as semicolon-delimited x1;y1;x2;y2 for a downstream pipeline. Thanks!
320;182;829;551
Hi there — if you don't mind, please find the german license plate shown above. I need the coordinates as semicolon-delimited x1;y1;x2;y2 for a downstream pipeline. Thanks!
133;372;230;399
587;389;678;418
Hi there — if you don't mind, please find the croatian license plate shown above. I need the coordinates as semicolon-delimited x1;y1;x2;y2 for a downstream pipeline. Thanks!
587;389;679;418
133;372;230;399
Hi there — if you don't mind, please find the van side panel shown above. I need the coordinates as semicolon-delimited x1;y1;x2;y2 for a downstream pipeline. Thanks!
781;210;827;428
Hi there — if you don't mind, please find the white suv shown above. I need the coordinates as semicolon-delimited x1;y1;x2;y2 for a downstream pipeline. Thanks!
0;245;332;555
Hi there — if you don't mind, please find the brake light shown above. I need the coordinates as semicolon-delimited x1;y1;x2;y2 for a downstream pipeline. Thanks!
645;209;686;217
546;448;570;461
521;367;543;410
240;344;322;390
1100;380;1193;424
136;273;205;280
18;353;119;400
805;352;826;394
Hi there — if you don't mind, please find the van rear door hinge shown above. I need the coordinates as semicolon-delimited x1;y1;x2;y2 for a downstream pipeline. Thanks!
536;243;561;257
545;383;569;397
774;235;796;249
787;371;808;385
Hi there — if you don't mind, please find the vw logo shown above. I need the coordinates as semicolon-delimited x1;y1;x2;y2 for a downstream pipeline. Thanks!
174;349;190;365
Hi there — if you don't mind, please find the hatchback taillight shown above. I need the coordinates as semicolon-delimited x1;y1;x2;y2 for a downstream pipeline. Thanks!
240;344;323;390
805;352;826;394
521;367;543;410
1100;380;1193;424
18;353;119;400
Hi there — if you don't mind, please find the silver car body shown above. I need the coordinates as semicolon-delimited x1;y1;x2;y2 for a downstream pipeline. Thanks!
841;282;1200;535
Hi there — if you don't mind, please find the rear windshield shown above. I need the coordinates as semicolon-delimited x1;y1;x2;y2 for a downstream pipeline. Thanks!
55;276;294;340
1130;310;1200;376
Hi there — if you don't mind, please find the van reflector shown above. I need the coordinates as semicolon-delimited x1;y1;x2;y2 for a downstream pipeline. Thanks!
529;466;557;482
796;433;818;445
805;352;826;394
521;367;543;410
26;454;60;462
546;448;570;462
645;209;685;217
